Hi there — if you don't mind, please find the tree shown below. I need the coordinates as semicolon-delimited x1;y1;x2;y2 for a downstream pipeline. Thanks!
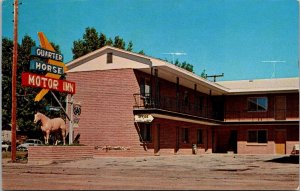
167;58;195;73
72;27;101;59
113;35;125;49
2;35;66;139
106;37;113;46
72;27;145;59
126;41;133;51
138;50;145;55
99;33;107;47
200;69;207;79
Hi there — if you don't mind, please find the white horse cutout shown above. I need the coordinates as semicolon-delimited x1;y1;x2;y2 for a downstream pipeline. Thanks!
34;112;67;145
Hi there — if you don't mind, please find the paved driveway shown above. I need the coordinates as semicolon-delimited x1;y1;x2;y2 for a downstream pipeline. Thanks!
3;154;299;190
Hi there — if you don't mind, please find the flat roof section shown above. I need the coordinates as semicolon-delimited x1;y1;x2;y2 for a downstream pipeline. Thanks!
217;78;299;94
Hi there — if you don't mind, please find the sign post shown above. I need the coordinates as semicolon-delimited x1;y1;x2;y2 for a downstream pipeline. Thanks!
21;32;77;145
69;95;74;144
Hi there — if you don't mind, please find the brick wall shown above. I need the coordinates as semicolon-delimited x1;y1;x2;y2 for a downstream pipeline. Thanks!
149;118;213;155
28;146;94;165
67;69;214;156
67;69;141;148
216;125;299;154
224;93;299;121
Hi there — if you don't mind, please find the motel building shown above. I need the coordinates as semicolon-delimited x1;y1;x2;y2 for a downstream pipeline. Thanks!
66;46;299;156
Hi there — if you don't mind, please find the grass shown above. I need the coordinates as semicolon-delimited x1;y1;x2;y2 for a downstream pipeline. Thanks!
2;151;28;159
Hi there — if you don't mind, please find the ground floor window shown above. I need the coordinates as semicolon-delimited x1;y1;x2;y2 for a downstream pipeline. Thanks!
140;123;151;142
197;129;203;144
247;130;267;143
181;128;189;143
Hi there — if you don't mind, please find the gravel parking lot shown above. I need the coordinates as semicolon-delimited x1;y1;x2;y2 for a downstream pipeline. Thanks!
2;154;299;190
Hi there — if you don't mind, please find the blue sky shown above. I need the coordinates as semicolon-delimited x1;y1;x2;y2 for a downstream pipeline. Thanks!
2;0;299;81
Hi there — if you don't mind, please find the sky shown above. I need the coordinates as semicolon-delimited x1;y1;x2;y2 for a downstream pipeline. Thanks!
2;0;299;81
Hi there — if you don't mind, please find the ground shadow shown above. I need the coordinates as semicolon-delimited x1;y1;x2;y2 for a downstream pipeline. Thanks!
265;156;299;164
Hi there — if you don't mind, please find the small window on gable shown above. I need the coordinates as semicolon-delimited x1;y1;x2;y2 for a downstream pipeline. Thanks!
107;52;113;64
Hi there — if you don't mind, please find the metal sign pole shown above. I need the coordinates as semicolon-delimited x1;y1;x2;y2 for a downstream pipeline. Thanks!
50;91;70;121
69;95;74;145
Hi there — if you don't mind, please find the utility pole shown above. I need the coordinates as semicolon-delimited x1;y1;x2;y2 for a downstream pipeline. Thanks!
11;0;19;162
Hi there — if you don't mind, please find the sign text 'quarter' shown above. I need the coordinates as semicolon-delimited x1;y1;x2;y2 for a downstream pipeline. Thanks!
22;72;76;94
31;46;64;62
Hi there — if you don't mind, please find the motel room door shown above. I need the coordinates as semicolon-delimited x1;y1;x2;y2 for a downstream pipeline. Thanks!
154;125;160;155
275;96;286;120
275;129;286;154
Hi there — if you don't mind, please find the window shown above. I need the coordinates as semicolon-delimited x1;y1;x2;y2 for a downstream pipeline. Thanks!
181;128;189;143
248;97;268;112
247;130;267;143
140;78;151;96
197;129;203;144
140;124;151;142
107;52;113;63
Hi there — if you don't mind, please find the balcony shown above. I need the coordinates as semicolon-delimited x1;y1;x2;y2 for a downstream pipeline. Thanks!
133;94;299;123
133;93;223;121
224;109;299;122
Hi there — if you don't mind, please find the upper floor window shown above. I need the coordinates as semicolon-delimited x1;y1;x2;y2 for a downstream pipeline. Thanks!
248;97;268;112
107;52;113;63
140;78;151;96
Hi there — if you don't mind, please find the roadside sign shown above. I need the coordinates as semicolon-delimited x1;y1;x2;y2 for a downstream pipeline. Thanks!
30;60;64;75
34;32;69;102
22;72;76;94
31;46;64;62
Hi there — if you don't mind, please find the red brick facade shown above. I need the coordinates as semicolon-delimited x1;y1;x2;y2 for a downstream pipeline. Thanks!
67;68;299;156
67;69;143;149
28;146;94;165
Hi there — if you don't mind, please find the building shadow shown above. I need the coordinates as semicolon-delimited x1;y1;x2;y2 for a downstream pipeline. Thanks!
265;156;299;164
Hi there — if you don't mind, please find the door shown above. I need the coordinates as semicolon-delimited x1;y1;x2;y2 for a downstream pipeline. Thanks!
154;125;160;155
228;130;238;153
275;130;286;154
275;96;286;120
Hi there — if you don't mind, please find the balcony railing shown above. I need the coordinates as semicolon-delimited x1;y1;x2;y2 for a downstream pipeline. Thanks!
224;109;299;122
133;94;299;122
133;93;223;121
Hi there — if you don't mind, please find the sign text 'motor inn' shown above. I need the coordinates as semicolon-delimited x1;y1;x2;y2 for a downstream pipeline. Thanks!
22;72;75;94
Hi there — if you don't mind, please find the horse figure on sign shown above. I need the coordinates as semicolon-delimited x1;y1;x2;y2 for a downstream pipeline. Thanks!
34;112;67;145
